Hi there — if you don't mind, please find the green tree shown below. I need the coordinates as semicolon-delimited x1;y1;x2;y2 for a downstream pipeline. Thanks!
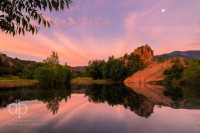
64;64;72;84
102;56;129;81
109;59;129;81
0;0;71;36
10;58;24;75
87;60;106;79
34;66;55;84
34;52;72;85
23;63;42;79
44;51;59;65
127;53;143;74
44;51;60;80
102;56;114;79
182;60;200;85
0;57;10;75
163;63;184;84
54;65;71;84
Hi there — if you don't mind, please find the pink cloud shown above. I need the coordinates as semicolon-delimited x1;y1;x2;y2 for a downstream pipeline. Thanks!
103;20;112;26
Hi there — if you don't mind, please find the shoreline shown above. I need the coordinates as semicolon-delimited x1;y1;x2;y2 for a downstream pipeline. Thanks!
0;81;39;88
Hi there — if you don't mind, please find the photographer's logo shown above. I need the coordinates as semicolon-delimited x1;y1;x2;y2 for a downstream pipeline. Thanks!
8;100;28;118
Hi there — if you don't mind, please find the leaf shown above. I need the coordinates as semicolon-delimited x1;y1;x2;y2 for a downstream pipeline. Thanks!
26;16;30;22
19;27;21;34
43;19;46;27
16;16;21;24
47;21;50;28
48;0;52;12
22;28;25;35
60;0;64;10
38;17;41;24
13;31;15;36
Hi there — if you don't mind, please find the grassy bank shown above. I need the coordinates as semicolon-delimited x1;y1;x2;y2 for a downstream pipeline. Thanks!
71;77;116;84
0;76;38;88
0;75;38;83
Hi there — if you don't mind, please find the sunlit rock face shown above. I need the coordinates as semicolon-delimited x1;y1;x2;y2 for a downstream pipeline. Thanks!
124;59;173;83
124;58;186;83
133;44;154;65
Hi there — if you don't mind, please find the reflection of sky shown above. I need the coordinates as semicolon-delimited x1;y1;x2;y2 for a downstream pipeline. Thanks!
0;94;199;133
0;0;200;66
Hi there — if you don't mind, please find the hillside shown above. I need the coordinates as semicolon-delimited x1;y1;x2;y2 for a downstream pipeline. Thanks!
0;52;38;75
0;53;14;68
124;58;185;83
155;50;200;61
124;47;199;83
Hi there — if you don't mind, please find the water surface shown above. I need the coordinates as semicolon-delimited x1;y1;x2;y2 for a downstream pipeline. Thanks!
0;84;199;133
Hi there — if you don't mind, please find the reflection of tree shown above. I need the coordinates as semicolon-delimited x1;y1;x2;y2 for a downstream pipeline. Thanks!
85;84;155;118
163;86;184;107
163;86;183;101
0;85;72;115
39;85;72;115
46;97;62;115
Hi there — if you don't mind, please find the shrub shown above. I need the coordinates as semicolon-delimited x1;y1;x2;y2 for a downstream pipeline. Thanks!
34;66;55;84
182;60;200;86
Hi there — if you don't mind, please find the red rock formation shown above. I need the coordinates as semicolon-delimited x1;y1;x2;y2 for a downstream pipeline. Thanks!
133;44;154;65
124;58;186;83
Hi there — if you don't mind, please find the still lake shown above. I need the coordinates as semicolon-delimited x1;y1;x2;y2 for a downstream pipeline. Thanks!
0;83;199;133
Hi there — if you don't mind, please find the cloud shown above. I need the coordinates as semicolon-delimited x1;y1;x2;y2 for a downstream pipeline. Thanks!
103;20;112;26
67;17;76;26
122;0;135;6
124;12;138;34
1;0;199;66
53;18;66;25
51;17;76;27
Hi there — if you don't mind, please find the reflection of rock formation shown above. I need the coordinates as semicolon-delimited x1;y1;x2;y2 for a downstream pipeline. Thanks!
85;84;155;118
124;93;154;118
124;83;186;108
132;101;154;118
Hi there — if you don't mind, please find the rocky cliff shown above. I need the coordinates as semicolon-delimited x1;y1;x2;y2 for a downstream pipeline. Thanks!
133;44;154;65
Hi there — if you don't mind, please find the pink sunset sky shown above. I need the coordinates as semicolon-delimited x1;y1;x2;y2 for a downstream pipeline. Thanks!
0;0;200;66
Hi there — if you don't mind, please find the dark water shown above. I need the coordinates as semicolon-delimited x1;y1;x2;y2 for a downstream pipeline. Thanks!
0;84;200;133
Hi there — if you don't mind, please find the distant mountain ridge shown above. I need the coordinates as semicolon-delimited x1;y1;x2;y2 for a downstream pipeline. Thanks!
155;50;200;61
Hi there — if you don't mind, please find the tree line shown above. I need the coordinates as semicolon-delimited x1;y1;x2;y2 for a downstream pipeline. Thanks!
163;59;200;86
26;52;71;85
86;53;144;81
0;51;72;85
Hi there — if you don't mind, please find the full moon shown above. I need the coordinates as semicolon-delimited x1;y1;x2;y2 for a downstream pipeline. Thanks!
162;9;165;13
